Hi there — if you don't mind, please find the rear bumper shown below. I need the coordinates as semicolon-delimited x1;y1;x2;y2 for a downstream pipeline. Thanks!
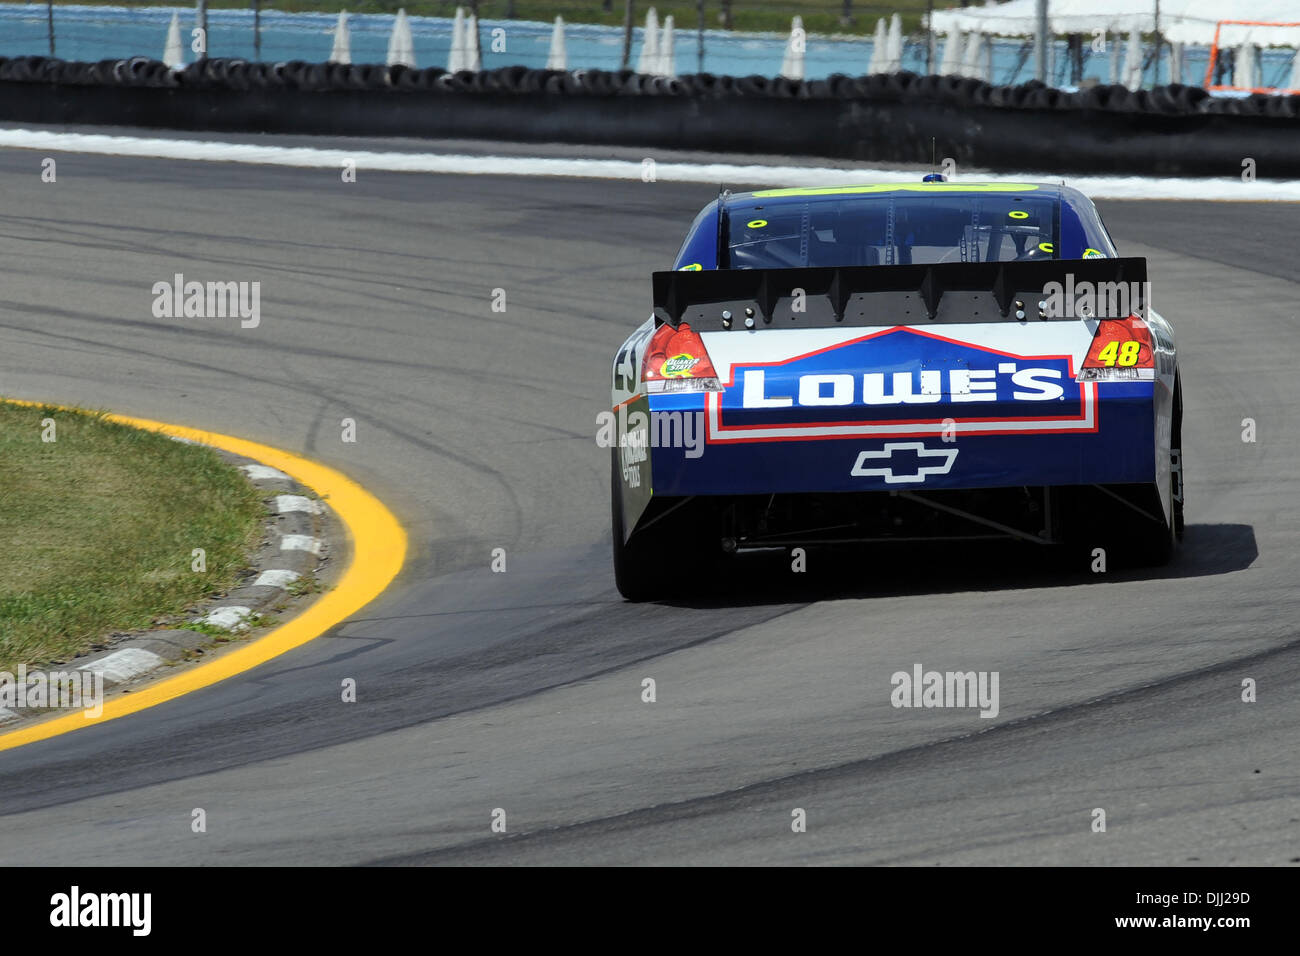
641;381;1157;496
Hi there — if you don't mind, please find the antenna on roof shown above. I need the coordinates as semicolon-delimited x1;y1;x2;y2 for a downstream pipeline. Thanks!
922;137;947;183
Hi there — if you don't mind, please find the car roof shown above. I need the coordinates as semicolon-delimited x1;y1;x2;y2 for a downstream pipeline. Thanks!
670;181;1117;270
727;182;1069;204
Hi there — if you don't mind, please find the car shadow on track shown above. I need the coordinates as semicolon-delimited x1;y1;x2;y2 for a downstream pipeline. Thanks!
652;522;1257;608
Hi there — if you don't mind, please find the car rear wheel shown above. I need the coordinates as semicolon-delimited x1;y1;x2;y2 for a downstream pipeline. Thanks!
1119;378;1183;567
1121;492;1176;567
611;454;669;601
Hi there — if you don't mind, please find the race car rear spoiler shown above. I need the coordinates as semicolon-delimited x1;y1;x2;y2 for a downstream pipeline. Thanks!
652;257;1148;329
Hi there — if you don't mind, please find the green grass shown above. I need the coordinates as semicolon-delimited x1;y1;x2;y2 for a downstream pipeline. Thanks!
0;402;265;671
286;575;326;597
176;620;239;637
40;0;935;37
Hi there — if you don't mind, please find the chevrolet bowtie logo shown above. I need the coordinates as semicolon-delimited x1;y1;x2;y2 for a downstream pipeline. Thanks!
850;442;959;484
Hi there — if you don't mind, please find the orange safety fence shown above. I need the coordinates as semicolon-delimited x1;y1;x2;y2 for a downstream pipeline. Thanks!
1204;19;1300;94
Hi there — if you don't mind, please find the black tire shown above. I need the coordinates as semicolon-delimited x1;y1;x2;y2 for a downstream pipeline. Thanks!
610;454;669;602
1120;378;1183;567
1171;374;1185;541
1123;494;1176;567
1059;479;1174;569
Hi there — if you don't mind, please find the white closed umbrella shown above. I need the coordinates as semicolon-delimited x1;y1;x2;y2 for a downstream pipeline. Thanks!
465;13;481;71
868;18;886;74
886;12;903;72
163;11;184;69
637;8;660;74
329;11;351;65
546;16;566;71
387;8;416;67
780;15;805;80
659;15;676;77
447;7;466;72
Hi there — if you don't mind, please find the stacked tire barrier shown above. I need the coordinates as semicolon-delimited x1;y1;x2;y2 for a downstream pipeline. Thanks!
2;56;1298;176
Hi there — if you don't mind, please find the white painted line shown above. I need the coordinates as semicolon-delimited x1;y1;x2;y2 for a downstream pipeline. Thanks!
201;606;254;631
241;464;291;481
275;494;324;515
280;534;325;555
253;569;300;589
0;128;1297;201
76;647;164;684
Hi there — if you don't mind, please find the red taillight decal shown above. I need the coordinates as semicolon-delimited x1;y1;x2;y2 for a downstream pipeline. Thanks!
1083;316;1155;369
642;322;719;382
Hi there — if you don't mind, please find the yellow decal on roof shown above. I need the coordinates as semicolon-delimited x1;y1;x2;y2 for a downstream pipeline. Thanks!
751;183;1040;198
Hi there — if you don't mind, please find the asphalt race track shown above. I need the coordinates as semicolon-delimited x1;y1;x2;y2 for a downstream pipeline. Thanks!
0;145;1297;864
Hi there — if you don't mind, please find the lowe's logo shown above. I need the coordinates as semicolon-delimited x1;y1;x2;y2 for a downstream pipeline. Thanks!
713;330;1089;442
851;443;958;483
742;364;1065;408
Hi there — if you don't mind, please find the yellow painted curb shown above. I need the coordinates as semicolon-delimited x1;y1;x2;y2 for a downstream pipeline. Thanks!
0;402;407;753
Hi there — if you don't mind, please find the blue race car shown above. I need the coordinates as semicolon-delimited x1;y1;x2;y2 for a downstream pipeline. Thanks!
609;180;1182;600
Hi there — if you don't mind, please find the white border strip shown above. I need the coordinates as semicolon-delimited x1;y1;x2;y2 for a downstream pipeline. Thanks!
705;383;1097;441
241;464;291;481
75;647;164;683
274;494;324;515
1;128;1297;201
280;534;324;555
253;569;300;588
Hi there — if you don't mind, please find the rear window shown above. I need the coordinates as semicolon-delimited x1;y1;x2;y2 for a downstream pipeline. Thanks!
724;194;1060;269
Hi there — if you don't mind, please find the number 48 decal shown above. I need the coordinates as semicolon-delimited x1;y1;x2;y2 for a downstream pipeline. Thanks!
1096;340;1142;367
